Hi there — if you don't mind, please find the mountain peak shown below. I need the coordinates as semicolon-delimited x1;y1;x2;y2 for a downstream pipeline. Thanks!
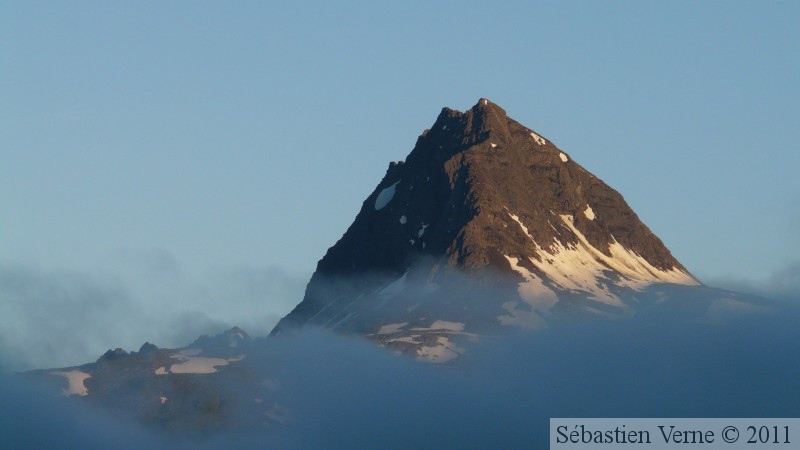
189;326;251;352
426;98;512;152
472;97;502;113
273;100;698;358
98;347;129;362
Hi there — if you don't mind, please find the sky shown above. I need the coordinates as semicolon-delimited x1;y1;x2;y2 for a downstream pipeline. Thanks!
2;2;799;367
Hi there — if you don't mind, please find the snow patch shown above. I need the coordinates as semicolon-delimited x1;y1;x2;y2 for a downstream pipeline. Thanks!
507;212;533;238
50;370;91;396
506;211;697;305
417;336;463;363
160;396;168;404
169;353;245;374
559;152;569;162
417;223;428;238
508;214;623;305
530;132;546;145
374;181;400;210
584;205;595;221
504;256;559;311
377;322;408;334
560;215;698;287
399;215;407;224
491;142;497;148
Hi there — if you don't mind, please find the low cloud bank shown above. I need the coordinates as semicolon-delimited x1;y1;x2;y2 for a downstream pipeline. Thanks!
0;256;306;371
4;302;799;449
3;257;800;448
708;260;800;303
0;374;166;450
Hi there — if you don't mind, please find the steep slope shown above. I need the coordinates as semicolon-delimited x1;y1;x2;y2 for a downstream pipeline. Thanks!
273;99;699;359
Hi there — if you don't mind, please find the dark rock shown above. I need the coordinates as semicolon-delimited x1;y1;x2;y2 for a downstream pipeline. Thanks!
272;99;700;347
98;348;129;362
138;342;158;354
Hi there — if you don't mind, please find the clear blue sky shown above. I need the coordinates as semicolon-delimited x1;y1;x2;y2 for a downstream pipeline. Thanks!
2;1;799;352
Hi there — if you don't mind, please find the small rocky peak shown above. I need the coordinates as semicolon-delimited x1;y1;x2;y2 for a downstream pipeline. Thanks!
138;342;158;355
98;347;129;362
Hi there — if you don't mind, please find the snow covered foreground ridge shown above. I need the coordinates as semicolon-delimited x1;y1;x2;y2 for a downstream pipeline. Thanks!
272;98;701;357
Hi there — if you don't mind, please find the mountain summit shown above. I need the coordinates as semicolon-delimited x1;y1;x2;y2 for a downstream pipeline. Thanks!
273;99;699;360
25;100;772;434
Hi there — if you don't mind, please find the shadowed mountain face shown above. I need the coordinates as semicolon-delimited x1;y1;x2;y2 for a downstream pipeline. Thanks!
273;99;699;360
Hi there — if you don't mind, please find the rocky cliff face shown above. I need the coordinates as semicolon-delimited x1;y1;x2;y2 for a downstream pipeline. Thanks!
273;99;699;361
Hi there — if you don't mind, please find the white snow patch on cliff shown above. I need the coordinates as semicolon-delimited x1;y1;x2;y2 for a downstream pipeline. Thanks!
50;370;91;396
374;181;400;210
506;211;698;306
530;132;546;145
504;256;558;311
584;205;595;220
559;152;569;162
559;215;699;287
399;215;407;224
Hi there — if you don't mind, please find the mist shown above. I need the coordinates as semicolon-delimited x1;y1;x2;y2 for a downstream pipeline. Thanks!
3;258;800;449
709;260;800;303
4;274;800;449
0;252;306;371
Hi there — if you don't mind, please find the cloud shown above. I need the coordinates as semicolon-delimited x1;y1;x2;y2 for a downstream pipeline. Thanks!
7;307;800;449
765;261;800;299
0;264;135;371
708;260;800;302
245;306;800;448
4;253;799;448
0;255;306;371
0;374;168;450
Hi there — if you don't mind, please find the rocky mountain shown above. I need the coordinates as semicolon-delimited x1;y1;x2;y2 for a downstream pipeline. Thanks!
21;99;781;440
272;98;701;362
27;328;287;433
